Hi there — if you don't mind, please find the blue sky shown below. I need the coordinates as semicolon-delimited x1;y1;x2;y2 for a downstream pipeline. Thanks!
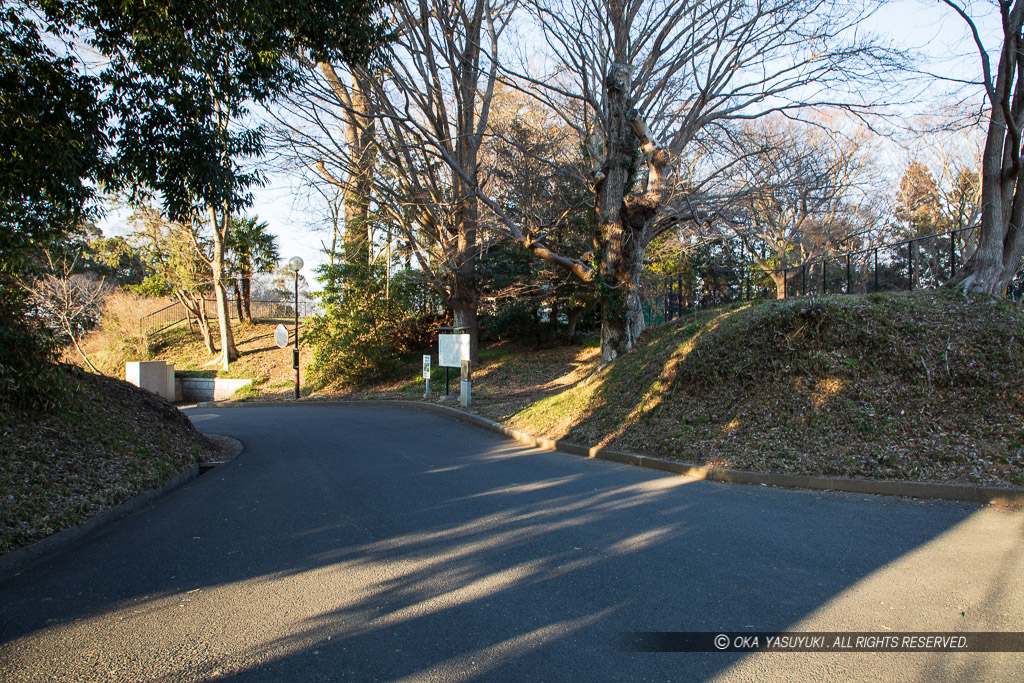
101;0;1001;292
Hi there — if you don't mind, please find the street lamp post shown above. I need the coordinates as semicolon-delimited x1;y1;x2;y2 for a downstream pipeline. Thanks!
287;256;303;400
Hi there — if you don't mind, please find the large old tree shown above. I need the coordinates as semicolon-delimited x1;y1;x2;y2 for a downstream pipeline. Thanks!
279;0;893;366
942;0;1024;294
280;0;511;361
486;0;894;364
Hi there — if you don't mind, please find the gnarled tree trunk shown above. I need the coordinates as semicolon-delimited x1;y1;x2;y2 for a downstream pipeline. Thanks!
944;0;1024;295
593;64;671;365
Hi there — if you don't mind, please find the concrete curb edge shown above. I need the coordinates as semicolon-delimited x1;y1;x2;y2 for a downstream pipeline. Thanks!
0;464;201;581
193;399;1024;506
203;434;244;461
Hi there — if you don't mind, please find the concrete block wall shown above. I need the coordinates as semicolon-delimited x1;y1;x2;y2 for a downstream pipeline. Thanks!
125;361;175;401
177;377;252;401
127;360;251;402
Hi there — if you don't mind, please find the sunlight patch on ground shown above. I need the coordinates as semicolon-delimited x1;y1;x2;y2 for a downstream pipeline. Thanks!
594;307;742;450
0;475;693;681
455;475;587;499
812;377;847;408
395;606;621;683
714;506;1024;682
605;526;677;556
539;346;601;390
509;371;608;440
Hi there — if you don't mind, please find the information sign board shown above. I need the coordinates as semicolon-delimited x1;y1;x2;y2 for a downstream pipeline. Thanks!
439;334;471;367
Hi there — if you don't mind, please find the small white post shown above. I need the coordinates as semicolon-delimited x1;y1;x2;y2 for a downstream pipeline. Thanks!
459;360;472;408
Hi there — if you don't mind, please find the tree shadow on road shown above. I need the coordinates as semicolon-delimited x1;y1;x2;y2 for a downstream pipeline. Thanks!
0;405;1016;682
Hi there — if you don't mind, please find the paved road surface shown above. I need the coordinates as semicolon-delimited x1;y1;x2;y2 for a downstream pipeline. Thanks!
1;404;1022;681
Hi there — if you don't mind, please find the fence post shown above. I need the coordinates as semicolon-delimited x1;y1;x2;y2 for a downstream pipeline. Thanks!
677;273;683;317
667;276;672;320
909;241;915;291
663;276;668;321
670;276;676;321
874;249;879;292
949;232;956;281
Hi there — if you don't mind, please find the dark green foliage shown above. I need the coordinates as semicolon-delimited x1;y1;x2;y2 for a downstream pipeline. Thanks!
0;8;104;265
2;0;385;410
479;239;596;343
0;301;72;414
484;299;542;342
308;265;440;388
80;233;151;288
57;0;388;223
227;216;280;320
0;9;103;412
480;109;597;343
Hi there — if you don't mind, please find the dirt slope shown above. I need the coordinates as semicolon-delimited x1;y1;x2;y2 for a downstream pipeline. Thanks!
1;371;221;553
508;290;1024;487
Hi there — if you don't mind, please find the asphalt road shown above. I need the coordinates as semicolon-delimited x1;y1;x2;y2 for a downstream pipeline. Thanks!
1;404;1022;682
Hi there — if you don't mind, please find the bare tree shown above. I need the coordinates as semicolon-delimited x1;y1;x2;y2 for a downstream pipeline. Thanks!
724;117;881;298
896;119;984;259
272;0;515;361
20;250;111;373
274;0;895;366
940;0;1024;294
311;66;377;267
480;0;899;364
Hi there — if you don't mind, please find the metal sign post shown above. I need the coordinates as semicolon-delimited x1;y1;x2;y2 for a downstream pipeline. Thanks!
423;355;431;397
286;256;303;400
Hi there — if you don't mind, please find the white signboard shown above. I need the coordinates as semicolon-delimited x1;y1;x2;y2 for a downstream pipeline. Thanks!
439;334;471;367
274;324;289;348
422;355;431;379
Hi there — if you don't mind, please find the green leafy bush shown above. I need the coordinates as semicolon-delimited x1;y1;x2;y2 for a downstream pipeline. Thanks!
0;299;72;414
308;265;439;388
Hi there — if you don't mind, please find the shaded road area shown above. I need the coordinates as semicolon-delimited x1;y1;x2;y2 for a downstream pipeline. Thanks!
1;404;1022;681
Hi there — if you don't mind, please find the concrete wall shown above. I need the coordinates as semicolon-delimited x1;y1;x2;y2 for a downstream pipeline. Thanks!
125;361;175;401
127;360;250;402
177;377;252;402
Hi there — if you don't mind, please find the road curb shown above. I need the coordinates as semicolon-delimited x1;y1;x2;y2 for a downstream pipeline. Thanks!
192;399;1024;506
0;465;201;582
202;434;244;460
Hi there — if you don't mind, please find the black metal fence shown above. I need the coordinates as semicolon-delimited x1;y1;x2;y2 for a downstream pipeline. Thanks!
644;226;1024;326
141;298;320;335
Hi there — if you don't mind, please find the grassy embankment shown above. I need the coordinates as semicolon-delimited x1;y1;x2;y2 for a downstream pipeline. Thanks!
502;290;1024;488
339;289;1024;488
1;371;220;553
